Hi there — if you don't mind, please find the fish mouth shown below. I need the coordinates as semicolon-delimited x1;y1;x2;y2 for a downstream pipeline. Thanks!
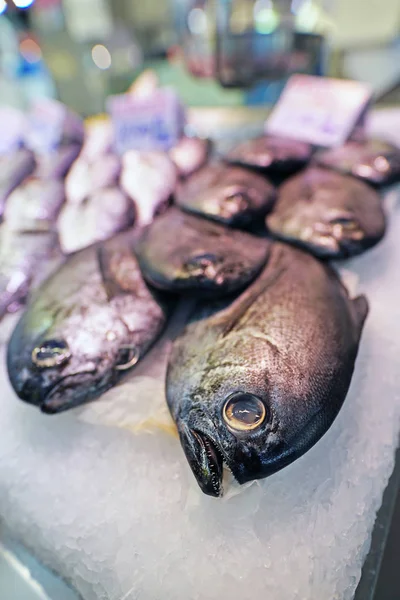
40;369;103;414
180;425;224;497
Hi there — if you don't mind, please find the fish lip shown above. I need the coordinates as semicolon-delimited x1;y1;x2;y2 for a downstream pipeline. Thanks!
40;367;100;414
180;425;225;497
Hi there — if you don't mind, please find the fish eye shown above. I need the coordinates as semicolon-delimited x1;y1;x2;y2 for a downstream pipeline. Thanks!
32;339;71;369
185;253;220;270
223;392;267;432
114;345;139;371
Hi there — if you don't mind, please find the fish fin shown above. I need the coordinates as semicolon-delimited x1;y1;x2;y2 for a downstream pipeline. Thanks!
218;263;286;337
97;246;123;301
97;243;141;301
352;294;369;338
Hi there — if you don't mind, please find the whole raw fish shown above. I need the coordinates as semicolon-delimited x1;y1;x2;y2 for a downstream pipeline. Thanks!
313;139;400;187
166;242;368;496
175;163;276;228
225;135;312;176
136;207;269;294
0;149;36;217
8;230;168;413
58;187;135;254
267;167;386;258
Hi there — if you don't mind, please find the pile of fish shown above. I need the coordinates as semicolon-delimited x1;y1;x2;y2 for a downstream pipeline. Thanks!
5;103;400;497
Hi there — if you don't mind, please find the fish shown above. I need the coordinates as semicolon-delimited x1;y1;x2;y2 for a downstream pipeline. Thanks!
121;151;177;225
266;167;386;259
169;136;211;178
0;226;61;319
4;177;65;232
34;143;82;180
57;187;135;254
225;135;312;177
175;163;276;228
166;241;368;497
65;153;121;205
0;149;36;217
313;139;400;187
135;207;270;295
7;230;168;413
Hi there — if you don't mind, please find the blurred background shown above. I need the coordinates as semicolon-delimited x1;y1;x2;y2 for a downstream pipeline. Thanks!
0;0;400;116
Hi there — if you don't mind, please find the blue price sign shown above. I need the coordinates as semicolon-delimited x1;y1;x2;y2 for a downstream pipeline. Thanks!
107;88;185;154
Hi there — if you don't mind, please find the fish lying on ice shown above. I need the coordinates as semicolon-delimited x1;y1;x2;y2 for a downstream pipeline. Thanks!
0;227;61;319
0;149;36;217
266;167;386;259
34;143;82;180
175;163;276;228
65;153;121;205
225;135;313;176
135;207;270;295
166;242;368;496
57;187;135;254
7;230;168;413
5;177;66;232
313;139;400;187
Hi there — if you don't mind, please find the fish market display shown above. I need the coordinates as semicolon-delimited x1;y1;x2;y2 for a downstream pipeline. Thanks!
121;150;177;225
169;136;211;178
266;167;386;259
225;135;312;176
7;230;168;413
5;177;65;232
0;149;36;217
175;163;276;228
34;143;82;180
0;227;60;319
313;139;400;186
65;153;121;205
136;207;270;294
58;187;135;254
166;242;368;496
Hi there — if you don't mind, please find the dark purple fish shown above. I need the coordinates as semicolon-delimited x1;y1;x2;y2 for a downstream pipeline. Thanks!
175;163;276;228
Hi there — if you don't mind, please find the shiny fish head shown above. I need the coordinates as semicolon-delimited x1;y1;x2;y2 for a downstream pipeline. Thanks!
136;208;270;295
267;168;385;259
175;163;276;228
7;310;137;413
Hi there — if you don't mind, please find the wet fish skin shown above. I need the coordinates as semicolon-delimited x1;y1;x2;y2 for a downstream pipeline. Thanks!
5;177;65;232
313;139;400;187
0;149;36;216
267;167;386;259
136;207;270;295
58;187;135;254
169;136;211;178
175;163;276;228
0;227;60;320
34;143;82;180
7;230;168;414
166;242;368;497
225;135;312;176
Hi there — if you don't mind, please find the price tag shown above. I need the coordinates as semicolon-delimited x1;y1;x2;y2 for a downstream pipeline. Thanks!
0;108;26;155
266;75;372;147
107;88;185;154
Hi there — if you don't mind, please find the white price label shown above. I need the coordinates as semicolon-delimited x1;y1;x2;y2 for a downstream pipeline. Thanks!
107;89;185;154
266;75;372;147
